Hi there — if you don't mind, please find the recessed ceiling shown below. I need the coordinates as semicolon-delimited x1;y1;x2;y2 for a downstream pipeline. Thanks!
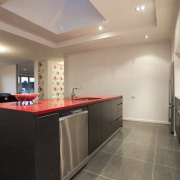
2;0;105;34
0;0;179;63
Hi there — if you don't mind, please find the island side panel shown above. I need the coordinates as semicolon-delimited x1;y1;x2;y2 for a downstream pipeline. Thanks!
36;113;60;180
0;109;37;179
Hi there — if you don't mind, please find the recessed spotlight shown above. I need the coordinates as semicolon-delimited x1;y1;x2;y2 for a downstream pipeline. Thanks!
23;68;27;71
98;26;103;31
0;45;7;52
136;5;146;12
140;5;146;11
145;35;149;39
136;7;140;11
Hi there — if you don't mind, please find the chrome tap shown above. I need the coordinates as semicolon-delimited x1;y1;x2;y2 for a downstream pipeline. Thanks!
71;87;79;99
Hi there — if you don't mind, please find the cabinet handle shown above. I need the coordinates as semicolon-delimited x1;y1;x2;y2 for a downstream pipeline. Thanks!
117;103;122;106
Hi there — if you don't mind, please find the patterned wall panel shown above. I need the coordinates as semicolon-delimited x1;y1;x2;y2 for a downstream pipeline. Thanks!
38;62;45;99
52;64;64;99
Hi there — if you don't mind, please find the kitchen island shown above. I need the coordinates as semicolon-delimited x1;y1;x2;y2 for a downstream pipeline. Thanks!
0;95;123;180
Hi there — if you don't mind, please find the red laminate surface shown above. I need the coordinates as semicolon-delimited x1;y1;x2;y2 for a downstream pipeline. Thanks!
0;95;122;115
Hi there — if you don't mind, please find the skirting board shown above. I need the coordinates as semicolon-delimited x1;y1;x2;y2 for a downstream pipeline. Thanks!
124;117;170;125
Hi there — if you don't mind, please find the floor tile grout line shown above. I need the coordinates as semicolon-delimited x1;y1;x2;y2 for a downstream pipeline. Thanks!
101;141;180;171
113;134;158;148
124;121;159;127
78;122;180;179
101;150;154;165
155;162;180;171
113;138;157;148
83;169;114;180
96;127;133;178
156;146;180;152
97;151;116;177
152;126;158;180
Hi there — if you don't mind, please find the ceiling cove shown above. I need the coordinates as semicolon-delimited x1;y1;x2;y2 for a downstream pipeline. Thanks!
0;0;178;55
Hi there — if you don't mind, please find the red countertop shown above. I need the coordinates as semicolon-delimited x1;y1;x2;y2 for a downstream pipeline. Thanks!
0;95;122;115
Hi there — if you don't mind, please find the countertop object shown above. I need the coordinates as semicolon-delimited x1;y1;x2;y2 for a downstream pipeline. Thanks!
0;93;19;103
0;95;122;115
14;94;38;102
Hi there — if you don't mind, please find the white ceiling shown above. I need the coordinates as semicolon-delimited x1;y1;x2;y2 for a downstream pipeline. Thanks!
0;0;179;63
2;0;104;34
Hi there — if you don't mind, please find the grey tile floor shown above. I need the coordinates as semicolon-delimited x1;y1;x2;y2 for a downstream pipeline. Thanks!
72;121;180;180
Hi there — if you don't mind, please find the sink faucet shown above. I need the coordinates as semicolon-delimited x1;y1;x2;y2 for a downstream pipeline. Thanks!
71;88;79;99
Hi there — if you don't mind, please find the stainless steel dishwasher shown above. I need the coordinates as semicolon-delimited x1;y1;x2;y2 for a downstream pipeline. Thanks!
59;110;88;180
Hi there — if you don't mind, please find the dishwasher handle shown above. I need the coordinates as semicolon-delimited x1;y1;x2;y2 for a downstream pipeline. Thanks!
59;110;88;121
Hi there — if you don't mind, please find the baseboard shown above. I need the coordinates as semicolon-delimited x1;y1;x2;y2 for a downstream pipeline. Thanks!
123;117;170;125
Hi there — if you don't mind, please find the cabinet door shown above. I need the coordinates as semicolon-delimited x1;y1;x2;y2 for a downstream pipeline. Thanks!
111;99;122;132
102;100;112;140
175;98;180;143
102;98;123;140
88;103;103;154
116;98;123;127
36;113;60;180
175;109;179;141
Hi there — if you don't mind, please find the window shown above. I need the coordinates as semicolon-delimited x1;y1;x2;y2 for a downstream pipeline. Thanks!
30;77;35;93
18;76;34;94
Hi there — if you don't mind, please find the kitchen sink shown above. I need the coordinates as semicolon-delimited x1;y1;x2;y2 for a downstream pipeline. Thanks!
73;98;101;101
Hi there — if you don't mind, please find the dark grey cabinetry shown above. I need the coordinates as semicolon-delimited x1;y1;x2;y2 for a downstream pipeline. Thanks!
88;97;123;154
175;97;180;143
36;113;60;180
88;102;103;154
0;109;60;180
0;97;122;179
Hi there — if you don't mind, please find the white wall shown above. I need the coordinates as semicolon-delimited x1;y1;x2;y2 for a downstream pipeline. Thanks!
174;56;180;97
172;2;180;56
65;41;171;123
172;2;180;97
0;64;17;94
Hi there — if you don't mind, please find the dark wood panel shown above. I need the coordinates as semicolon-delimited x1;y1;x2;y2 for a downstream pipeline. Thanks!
102;100;112;140
88;97;123;154
0;109;36;153
88;103;103;154
0;142;36;180
36;113;60;180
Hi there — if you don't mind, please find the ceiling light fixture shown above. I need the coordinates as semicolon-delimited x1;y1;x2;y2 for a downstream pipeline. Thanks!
145;35;149;39
136;7;141;11
0;45;7;52
98;26;103;31
136;5;146;12
140;5;146;11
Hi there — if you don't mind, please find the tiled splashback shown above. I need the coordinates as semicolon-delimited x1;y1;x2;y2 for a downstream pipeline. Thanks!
52;63;64;99
38;61;64;99
38;61;45;99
